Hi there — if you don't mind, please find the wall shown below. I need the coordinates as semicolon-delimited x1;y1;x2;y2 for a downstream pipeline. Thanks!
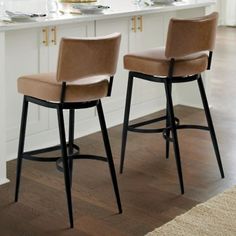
216;0;236;26
216;0;226;25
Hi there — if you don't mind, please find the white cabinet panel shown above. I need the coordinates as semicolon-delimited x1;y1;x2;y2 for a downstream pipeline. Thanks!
5;29;48;142
0;32;8;183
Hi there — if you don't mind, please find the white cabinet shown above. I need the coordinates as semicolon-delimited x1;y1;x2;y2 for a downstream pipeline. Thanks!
0;32;7;184
129;14;165;51
6;28;48;142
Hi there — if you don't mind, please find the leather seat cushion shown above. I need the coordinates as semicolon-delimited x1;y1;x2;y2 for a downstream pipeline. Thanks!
124;47;208;77
18;73;109;102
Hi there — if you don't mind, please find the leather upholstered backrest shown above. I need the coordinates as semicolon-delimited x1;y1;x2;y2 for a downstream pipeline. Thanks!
56;33;121;82
165;12;218;58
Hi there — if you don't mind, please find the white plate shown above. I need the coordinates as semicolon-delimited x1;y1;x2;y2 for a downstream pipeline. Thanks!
152;0;175;3
5;10;34;22
73;4;109;14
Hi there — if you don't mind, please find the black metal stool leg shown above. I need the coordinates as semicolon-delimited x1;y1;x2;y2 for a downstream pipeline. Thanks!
68;109;75;187
164;80;184;194
197;76;224;178
165;83;172;159
57;106;74;228
120;72;134;173
97;100;122;214
15;96;29;202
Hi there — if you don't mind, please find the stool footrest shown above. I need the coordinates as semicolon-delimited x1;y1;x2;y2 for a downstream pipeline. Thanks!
128;127;165;133
176;124;210;131
72;154;107;162
163;124;210;142
22;143;80;162
22;154;60;162
128;115;179;134
56;154;107;172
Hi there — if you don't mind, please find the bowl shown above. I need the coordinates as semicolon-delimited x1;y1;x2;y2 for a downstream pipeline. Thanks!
58;0;97;13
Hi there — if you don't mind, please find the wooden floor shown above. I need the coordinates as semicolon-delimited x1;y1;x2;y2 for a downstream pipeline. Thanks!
1;26;236;236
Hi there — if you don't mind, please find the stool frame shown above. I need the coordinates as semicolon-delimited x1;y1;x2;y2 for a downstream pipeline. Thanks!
120;52;224;194
15;80;122;228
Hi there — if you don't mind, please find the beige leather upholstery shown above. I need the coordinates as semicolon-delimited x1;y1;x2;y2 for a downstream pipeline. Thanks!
124;12;218;77
18;73;109;102
124;48;208;77
165;12;218;58
57;33;121;82
18;33;121;102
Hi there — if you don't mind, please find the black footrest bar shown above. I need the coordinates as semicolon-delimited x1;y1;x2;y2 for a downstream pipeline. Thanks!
72;154;107;162
24;144;63;156
22;153;61;162
176;124;209;131
128;127;166;133
162;124;210;142
129;115;167;129
56;154;108;173
128;116;179;134
22;143;80;162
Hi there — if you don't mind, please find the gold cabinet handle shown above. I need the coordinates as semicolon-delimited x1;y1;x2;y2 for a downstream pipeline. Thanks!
51;26;57;45
137;16;143;32
131;16;137;33
42;28;49;46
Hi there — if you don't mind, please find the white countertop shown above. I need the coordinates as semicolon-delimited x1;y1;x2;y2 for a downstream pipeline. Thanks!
0;0;216;32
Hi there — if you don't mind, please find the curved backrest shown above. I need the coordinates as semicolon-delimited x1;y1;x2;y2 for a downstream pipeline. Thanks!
56;33;121;82
165;12;218;58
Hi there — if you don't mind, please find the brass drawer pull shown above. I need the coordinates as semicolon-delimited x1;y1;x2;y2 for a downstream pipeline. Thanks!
51;26;57;45
131;16;137;33
137;16;143;32
42;28;49;46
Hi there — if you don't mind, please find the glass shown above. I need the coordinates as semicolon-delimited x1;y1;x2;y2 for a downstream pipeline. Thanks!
133;0;142;5
0;0;5;18
46;0;58;14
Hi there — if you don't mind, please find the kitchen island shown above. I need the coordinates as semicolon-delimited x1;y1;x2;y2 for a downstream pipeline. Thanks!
0;0;216;184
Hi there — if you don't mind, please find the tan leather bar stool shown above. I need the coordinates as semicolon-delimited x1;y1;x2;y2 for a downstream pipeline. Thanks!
14;33;122;228
120;12;224;194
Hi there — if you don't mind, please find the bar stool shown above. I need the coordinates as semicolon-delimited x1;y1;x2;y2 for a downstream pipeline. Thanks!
120;12;224;194
14;33;122;228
